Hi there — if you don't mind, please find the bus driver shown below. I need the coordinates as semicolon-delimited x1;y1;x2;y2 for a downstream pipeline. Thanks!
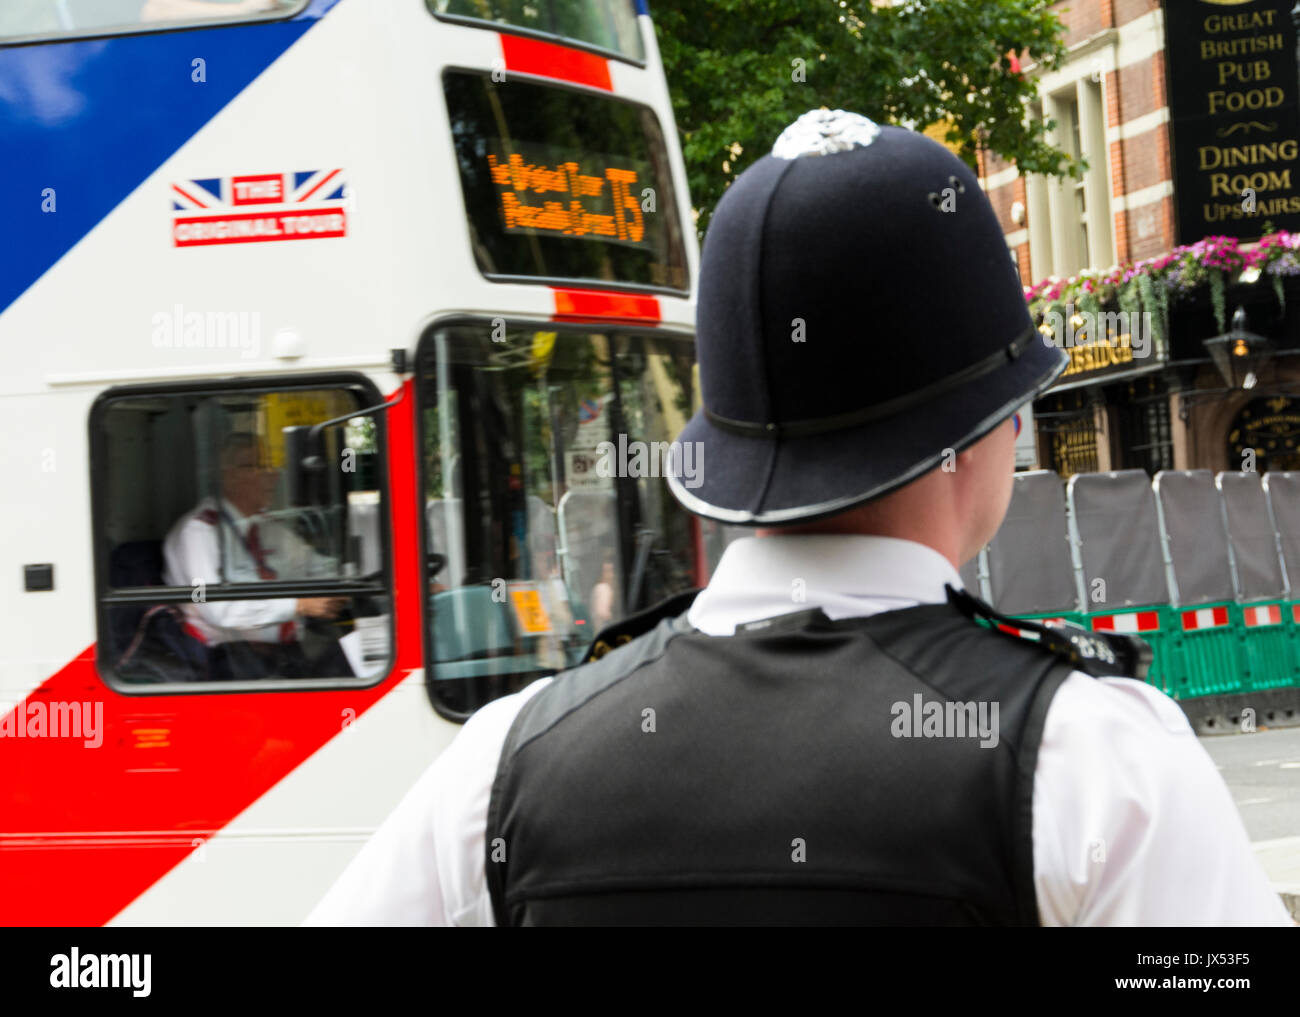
163;431;353;680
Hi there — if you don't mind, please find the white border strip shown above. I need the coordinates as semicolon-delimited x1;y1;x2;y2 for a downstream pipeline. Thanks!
1112;180;1173;213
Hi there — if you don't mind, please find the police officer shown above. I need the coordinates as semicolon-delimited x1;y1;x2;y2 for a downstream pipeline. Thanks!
306;110;1291;926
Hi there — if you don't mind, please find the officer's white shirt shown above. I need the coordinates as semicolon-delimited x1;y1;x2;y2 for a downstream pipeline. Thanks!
305;534;1293;926
162;496;337;645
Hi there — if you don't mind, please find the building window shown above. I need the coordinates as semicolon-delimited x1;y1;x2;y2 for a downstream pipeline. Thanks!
1114;378;1174;475
1070;100;1091;265
1026;76;1114;280
1037;392;1100;478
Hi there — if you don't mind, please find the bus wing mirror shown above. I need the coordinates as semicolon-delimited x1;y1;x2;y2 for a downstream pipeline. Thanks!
286;387;406;489
282;425;326;506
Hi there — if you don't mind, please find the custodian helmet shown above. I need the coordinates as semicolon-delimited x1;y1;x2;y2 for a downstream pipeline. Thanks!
668;109;1068;525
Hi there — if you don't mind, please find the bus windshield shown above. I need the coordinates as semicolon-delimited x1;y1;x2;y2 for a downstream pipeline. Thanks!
431;0;644;61
418;320;700;716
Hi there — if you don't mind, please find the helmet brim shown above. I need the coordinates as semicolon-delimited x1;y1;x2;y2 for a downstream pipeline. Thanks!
668;335;1068;526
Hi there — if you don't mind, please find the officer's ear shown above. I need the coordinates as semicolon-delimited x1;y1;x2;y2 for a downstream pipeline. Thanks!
955;417;1017;473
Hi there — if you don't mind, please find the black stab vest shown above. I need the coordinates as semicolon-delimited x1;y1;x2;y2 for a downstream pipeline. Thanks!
485;601;1081;926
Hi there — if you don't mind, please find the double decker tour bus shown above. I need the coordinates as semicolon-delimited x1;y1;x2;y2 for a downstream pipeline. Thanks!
0;0;706;925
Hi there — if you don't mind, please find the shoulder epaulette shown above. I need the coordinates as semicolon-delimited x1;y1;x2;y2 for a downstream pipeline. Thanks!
582;587;702;663
196;508;219;525
945;585;1152;680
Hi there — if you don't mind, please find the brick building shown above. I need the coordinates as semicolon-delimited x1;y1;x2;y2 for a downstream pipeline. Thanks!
979;0;1300;480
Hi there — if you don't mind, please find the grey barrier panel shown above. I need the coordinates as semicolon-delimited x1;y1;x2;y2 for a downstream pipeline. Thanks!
1218;472;1288;601
1152;471;1234;606
959;548;994;602
958;551;984;600
1263;472;1300;594
1069;470;1168;608
986;471;1079;614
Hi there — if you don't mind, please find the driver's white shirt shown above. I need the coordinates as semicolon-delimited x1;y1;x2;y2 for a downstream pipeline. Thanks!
162;496;337;645
304;535;1292;926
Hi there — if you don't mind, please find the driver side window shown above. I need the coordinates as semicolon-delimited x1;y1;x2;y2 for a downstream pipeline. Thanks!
91;380;392;687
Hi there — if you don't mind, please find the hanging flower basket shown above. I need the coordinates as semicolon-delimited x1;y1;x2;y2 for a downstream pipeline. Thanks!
1025;228;1300;356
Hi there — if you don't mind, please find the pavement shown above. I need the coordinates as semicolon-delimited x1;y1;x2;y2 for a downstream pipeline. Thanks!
1200;725;1300;920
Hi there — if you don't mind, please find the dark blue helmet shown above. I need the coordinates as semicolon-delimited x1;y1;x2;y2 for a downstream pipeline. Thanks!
669;110;1067;526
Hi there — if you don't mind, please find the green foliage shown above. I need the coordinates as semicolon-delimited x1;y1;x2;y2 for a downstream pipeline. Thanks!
652;0;1080;235
1077;289;1099;320
1209;269;1227;334
1135;273;1166;356
1117;278;1141;322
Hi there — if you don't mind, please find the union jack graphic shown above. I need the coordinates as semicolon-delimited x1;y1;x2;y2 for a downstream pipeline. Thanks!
171;170;346;211
170;170;349;248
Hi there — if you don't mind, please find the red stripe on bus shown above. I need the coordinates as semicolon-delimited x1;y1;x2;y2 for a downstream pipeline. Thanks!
552;288;661;324
499;34;612;91
0;384;424;926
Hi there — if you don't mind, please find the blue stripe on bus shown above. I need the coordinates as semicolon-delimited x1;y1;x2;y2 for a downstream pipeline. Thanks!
0;2;342;316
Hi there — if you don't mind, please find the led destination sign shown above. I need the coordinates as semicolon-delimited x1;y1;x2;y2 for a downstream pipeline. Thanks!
445;70;689;291
486;146;648;247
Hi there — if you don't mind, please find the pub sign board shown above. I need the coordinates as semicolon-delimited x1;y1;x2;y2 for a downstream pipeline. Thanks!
1227;395;1300;471
1164;0;1300;242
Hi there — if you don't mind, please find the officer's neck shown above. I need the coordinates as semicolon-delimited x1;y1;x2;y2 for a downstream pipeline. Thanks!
754;475;976;574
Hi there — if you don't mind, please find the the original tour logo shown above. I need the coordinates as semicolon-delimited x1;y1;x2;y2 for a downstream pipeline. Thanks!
171;170;348;247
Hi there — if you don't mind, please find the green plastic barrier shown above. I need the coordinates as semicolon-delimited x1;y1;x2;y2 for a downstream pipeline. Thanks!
1079;605;1180;696
1165;602;1244;698
1239;601;1297;691
1288;601;1300;684
1219;473;1297;693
